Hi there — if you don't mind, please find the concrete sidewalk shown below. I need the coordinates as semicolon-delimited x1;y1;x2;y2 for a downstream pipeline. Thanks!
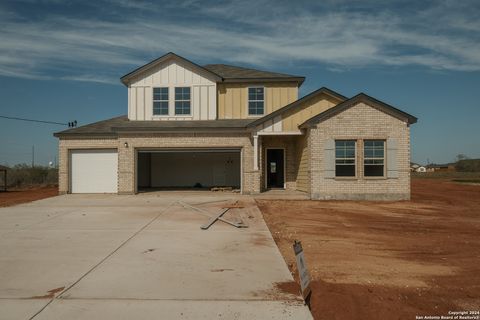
0;192;312;319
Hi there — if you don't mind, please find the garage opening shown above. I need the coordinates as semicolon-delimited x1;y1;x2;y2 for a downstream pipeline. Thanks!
137;149;241;192
70;149;118;193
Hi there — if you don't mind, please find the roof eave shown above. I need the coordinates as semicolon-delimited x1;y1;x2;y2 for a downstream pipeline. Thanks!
222;77;305;85
112;127;249;133
54;133;118;138
299;93;418;128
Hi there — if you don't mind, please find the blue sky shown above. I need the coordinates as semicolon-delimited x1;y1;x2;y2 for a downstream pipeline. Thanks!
0;0;479;166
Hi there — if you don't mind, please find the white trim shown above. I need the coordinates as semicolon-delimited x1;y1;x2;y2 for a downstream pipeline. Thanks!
247;86;265;116
264;147;286;189
257;131;303;136
174;86;192;116
334;139;357;178
240;147;244;194
152;86;169;116
253;135;259;171
363;139;386;178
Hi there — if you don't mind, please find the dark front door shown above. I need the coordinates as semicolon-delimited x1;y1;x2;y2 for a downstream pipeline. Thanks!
266;149;285;189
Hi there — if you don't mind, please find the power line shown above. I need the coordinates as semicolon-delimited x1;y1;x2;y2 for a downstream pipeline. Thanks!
0;115;67;126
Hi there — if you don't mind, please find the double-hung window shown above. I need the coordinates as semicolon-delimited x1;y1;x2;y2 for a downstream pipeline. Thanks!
175;87;191;115
248;87;264;115
364;140;385;177
335;140;356;177
153;87;169;115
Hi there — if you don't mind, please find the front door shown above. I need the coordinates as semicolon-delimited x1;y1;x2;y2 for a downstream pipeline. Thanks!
266;149;285;189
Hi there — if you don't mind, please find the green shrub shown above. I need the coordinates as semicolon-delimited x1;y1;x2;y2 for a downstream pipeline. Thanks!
455;159;480;172
5;164;58;188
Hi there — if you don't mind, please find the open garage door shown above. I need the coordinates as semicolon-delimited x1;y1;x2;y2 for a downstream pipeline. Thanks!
70;149;118;193
137;149;241;191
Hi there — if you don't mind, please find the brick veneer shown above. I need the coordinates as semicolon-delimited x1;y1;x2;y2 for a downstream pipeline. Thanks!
58;132;259;195
58;103;411;200
308;102;411;200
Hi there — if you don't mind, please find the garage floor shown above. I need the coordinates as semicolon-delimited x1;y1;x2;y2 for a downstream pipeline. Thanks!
0;192;312;320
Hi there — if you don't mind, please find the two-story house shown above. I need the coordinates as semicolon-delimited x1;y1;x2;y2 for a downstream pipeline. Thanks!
54;52;417;200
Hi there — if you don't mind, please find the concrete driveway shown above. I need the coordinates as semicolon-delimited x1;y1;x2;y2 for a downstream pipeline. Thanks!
0;192;312;319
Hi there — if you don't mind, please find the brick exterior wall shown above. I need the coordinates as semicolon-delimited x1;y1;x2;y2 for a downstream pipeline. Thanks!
58;103;411;200
58;132;259;195
308;102;411;200
58;137;118;194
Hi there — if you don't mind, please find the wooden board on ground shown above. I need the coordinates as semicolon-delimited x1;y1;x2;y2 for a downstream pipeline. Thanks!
200;208;229;230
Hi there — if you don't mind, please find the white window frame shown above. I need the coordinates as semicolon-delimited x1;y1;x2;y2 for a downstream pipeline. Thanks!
152;87;169;116
248;86;265;117
335;140;357;178
363;140;386;178
174;86;192;116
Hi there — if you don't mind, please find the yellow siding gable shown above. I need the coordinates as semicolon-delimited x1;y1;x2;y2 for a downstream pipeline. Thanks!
218;82;298;119
281;94;342;131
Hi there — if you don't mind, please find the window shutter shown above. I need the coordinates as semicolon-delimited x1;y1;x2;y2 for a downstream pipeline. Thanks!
387;138;398;178
324;139;335;179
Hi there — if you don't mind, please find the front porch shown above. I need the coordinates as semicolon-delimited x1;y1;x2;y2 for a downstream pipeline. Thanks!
253;134;310;194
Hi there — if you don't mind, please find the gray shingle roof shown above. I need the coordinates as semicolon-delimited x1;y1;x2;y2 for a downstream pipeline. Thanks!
112;118;255;132
54;116;255;137
120;52;304;86
54;116;127;137
203;64;305;84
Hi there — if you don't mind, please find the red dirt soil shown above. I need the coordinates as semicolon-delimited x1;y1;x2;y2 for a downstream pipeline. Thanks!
258;179;480;320
0;186;58;207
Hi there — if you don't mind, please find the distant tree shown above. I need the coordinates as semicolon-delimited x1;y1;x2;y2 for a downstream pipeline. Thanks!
455;159;480;172
455;154;469;162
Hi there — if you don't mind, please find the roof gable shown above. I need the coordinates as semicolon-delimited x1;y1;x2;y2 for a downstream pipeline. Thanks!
247;87;347;128
300;93;417;128
120;52;223;86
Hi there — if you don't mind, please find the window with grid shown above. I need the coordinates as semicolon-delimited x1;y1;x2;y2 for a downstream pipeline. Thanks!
335;140;356;177
153;87;169;115
248;87;264;115
175;87;191;115
364;140;385;177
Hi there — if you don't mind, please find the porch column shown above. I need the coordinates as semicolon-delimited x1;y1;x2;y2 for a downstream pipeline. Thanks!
253;135;259;171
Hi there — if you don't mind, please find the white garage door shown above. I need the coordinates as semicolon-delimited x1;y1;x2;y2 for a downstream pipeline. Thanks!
70;149;118;193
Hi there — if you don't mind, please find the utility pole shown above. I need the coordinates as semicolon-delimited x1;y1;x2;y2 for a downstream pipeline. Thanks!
32;145;35;168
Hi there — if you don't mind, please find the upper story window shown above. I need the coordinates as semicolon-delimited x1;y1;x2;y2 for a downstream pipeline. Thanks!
153;87;169;115
335;140;356;177
248;87;264;116
364;140;385;177
175;87;191;115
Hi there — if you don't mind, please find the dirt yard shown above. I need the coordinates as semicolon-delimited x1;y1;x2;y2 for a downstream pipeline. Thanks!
0;186;58;207
258;179;480;320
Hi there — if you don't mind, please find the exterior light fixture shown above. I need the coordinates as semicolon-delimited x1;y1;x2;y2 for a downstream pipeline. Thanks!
124;142;129;148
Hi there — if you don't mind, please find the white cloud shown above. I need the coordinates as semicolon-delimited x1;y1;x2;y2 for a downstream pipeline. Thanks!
0;0;478;84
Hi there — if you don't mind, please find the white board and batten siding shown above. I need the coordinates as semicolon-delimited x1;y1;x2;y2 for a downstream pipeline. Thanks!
254;116;283;134
128;60;217;121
